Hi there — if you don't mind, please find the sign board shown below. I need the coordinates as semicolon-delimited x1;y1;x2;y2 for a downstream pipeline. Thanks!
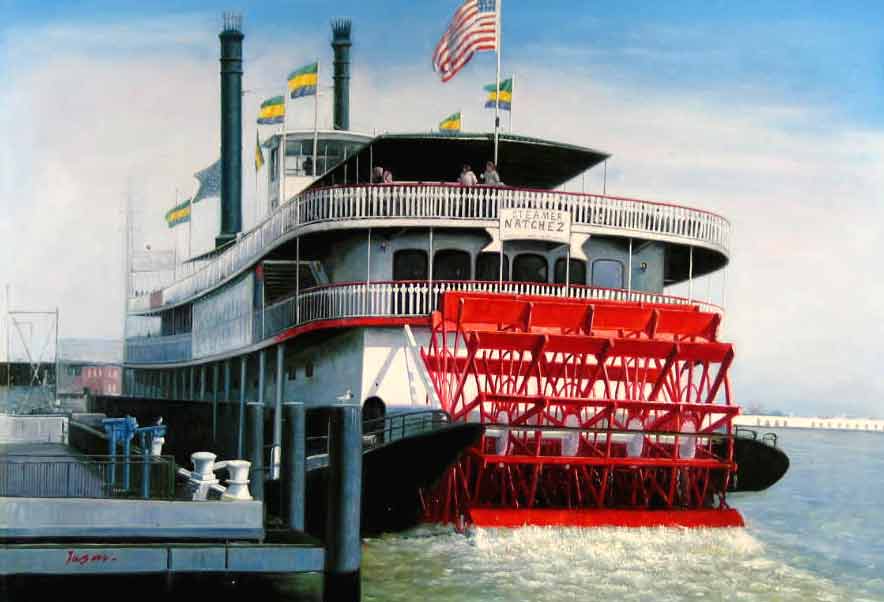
499;207;572;244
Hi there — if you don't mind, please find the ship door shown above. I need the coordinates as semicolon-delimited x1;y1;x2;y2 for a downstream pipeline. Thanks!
363;396;386;442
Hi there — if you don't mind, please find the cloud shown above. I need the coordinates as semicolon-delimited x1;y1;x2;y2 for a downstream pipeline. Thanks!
2;14;882;416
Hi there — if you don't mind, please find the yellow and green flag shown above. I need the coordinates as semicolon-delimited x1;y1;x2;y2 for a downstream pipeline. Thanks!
484;77;512;111
288;62;318;99
165;198;191;228
257;96;285;125
255;132;265;171
439;111;462;132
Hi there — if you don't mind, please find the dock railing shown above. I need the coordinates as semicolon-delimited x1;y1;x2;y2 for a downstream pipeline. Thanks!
0;454;176;499
307;409;450;457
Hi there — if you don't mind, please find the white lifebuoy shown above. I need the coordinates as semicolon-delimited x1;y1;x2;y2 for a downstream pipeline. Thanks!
562;414;580;457
679;418;697;459
626;417;644;458
495;411;510;456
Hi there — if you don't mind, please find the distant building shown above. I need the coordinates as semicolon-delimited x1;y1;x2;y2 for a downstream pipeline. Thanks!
735;414;884;433
57;338;122;398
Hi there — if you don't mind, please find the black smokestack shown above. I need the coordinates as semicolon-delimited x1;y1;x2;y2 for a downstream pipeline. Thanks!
217;12;243;248
331;18;351;131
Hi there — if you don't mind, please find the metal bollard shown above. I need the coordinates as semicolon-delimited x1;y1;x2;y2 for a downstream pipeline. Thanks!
220;460;253;501
323;404;362;602
283;402;306;530
187;452;220;500
247;401;265;501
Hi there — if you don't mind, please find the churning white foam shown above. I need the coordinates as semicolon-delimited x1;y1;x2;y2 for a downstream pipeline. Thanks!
362;526;863;602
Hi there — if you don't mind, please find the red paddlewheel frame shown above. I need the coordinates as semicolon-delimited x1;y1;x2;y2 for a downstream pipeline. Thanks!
419;292;740;528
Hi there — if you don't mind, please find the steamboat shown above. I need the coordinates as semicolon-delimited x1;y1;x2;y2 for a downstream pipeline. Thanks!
106;16;787;534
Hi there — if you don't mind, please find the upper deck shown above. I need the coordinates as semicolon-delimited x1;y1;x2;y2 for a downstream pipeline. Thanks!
129;182;731;315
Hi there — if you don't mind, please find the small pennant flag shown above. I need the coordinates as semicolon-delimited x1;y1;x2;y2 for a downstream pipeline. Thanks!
193;160;221;203
255;132;265;172
439;111;462;132
257;96;285;124
288;62;318;99
484;77;512;111
165;198;191;228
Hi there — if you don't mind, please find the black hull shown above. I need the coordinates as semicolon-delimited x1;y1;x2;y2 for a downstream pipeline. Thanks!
302;422;483;537
715;436;790;492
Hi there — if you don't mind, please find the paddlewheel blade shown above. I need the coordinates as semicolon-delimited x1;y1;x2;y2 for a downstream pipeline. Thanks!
419;292;741;528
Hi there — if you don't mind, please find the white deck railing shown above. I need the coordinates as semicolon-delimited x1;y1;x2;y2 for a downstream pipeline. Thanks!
132;184;731;313
264;279;721;337
127;280;720;364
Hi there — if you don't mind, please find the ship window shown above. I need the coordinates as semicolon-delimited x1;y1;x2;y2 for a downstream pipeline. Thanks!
393;250;428;281
298;265;317;290
512;254;548;283
433;250;471;280
591;259;624;289
476;253;509;281
301;156;315;177
270;147;279;182
323;141;344;164
554;258;587;285
305;360;314;378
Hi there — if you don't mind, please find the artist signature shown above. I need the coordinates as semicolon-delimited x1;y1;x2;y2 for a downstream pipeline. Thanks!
64;550;118;566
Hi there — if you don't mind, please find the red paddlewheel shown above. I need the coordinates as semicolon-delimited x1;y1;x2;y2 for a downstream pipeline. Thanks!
419;292;740;528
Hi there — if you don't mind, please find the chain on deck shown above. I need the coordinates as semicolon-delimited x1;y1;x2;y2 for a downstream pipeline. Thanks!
418;292;740;527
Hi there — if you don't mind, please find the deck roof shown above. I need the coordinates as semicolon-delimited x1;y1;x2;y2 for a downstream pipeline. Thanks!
308;132;610;190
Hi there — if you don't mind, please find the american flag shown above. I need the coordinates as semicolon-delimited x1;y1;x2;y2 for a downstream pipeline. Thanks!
432;0;499;83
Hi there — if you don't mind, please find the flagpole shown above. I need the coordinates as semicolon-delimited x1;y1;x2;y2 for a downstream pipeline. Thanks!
312;59;320;177
281;92;288;210
182;187;192;260
122;186;130;364
509;73;514;133
493;0;502;165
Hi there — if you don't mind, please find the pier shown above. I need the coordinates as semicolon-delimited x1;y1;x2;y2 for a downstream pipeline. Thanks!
0;407;363;601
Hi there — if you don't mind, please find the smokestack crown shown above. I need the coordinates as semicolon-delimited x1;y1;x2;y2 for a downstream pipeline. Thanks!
331;18;351;43
222;12;243;33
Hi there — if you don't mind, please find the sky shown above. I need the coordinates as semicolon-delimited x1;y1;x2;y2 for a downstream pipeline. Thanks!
1;1;884;417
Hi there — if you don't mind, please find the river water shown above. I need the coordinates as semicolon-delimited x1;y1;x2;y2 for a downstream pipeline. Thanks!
8;427;881;601
358;428;884;601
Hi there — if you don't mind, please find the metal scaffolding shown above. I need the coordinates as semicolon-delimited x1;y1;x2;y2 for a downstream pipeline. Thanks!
4;303;59;410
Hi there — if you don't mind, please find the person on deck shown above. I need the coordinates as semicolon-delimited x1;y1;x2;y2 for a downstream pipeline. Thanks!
459;164;478;186
481;161;502;186
382;169;393;183
372;166;384;183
